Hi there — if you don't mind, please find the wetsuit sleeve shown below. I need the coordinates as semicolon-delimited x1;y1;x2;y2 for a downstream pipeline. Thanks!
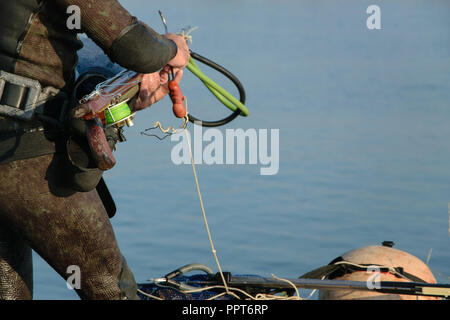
55;0;177;73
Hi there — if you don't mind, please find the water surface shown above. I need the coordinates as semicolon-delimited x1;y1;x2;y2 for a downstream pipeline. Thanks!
33;0;450;299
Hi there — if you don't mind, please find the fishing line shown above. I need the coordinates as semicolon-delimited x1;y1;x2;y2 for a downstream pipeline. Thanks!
141;119;186;141
141;99;189;140
183;124;231;295
139;16;252;298
165;122;309;300
141;94;231;294
104;100;134;126
136;288;164;300
148;274;313;300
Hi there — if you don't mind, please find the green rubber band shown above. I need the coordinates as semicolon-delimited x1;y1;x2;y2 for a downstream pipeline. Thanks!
186;57;249;117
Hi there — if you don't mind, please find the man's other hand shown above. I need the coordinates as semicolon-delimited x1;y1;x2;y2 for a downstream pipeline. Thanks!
134;66;183;111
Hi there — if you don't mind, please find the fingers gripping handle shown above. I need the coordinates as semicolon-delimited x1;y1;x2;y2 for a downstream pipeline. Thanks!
169;80;186;118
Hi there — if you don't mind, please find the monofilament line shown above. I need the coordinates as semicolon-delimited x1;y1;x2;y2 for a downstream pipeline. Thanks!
184;126;230;295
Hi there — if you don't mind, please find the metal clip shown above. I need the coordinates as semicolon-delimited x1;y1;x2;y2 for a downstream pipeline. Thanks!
0;70;43;121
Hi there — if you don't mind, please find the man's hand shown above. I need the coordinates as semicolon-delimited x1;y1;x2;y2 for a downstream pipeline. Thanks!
165;33;190;69
134;66;183;111
134;33;189;111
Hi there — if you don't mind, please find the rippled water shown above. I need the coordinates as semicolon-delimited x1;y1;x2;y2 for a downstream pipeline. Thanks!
33;0;450;299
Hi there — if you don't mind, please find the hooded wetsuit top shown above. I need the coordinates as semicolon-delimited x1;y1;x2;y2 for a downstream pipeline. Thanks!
0;1;178;300
0;0;177;92
0;0;178;164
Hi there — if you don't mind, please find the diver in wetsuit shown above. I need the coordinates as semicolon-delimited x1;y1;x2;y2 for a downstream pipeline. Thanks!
0;0;189;299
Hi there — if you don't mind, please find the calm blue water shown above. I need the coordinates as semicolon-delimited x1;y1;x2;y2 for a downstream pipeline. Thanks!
33;0;450;299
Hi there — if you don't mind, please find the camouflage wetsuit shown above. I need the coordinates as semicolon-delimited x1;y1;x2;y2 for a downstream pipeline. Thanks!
0;0;177;299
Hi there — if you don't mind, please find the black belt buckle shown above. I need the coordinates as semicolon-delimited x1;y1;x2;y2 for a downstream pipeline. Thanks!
0;70;42;121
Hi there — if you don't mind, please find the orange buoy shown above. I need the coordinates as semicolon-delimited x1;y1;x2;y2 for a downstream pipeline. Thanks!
318;242;439;300
169;80;187;118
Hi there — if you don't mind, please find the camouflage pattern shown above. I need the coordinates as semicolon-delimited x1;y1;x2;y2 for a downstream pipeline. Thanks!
0;225;33;300
0;0;157;300
14;0;135;91
0;153;138;300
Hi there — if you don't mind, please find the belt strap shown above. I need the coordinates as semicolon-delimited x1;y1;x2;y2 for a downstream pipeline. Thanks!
0;129;63;165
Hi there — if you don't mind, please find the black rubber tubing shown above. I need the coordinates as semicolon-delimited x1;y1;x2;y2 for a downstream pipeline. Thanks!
187;51;247;127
